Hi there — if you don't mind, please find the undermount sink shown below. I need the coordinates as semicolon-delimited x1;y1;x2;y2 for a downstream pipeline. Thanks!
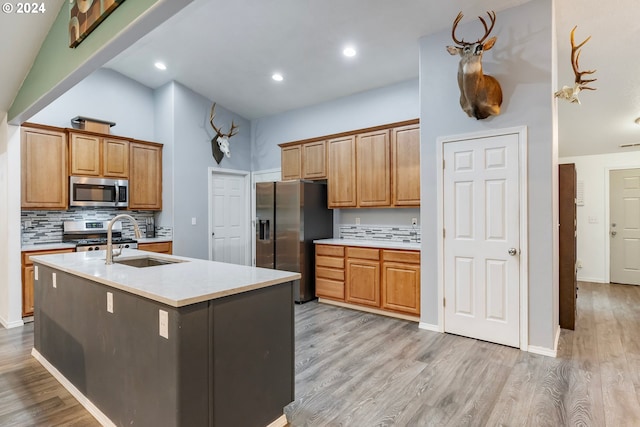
114;256;186;268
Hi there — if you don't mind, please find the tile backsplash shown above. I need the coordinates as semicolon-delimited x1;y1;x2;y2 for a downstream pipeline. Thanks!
21;208;172;245
339;224;420;243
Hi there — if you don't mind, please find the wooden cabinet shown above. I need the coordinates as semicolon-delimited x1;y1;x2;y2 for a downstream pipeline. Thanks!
22;248;74;317
391;124;420;206
69;132;129;178
302;141;326;179
138;241;173;254
381;250;420;315
328;136;357;208
315;244;345;300
129;141;163;210
281;145;301;180
356;130;391;207
21;126;68;209
346;247;381;307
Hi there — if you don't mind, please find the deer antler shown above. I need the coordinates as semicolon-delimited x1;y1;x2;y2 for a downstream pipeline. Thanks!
570;26;597;90
451;11;497;46
209;103;239;138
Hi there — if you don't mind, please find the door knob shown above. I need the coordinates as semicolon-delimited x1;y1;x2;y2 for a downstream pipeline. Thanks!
508;248;517;256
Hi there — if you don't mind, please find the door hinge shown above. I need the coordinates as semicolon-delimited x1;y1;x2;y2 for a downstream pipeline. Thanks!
443;159;445;169
443;228;446;238
443;298;446;308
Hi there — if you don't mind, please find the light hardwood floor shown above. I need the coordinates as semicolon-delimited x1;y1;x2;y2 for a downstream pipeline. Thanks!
1;281;639;426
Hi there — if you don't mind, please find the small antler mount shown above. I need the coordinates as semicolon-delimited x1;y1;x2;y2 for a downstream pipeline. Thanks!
554;26;597;104
209;103;239;164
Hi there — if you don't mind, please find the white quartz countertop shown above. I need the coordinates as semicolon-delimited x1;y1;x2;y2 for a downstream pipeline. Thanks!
22;242;77;252
31;249;301;308
314;238;420;251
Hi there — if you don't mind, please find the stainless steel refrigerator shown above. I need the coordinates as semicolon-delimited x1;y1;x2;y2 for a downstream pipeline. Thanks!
256;180;333;302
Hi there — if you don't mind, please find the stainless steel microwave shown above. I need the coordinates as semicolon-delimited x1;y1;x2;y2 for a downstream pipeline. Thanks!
69;176;128;208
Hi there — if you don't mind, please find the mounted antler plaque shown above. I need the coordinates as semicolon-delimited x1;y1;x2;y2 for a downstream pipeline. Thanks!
209;103;239;164
554;26;597;104
446;11;503;120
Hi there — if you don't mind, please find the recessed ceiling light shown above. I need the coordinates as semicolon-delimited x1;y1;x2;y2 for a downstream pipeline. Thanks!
343;46;357;57
154;62;167;71
272;73;284;82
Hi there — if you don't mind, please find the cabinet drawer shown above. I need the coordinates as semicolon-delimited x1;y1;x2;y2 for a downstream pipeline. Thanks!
347;247;380;261
382;250;420;264
138;241;173;254
316;267;345;281
316;255;344;269
316;278;345;300
23;249;74;266
316;245;344;257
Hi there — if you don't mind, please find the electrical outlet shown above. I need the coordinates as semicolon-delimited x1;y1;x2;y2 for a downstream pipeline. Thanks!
355;217;361;225
159;310;169;339
107;292;113;313
34;266;38;281
52;273;57;288
24;220;32;228
411;218;418;226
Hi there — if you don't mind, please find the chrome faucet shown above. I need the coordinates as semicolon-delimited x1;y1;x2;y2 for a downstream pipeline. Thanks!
106;214;143;265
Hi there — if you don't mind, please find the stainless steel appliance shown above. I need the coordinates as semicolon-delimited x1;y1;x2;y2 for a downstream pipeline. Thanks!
256;180;333;303
63;220;138;252
69;176;129;208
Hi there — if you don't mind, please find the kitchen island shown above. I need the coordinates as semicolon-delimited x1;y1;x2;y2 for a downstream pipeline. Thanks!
31;249;300;427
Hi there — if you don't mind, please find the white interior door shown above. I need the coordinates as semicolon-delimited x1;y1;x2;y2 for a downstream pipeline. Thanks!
443;133;520;347
210;170;250;265
610;168;640;285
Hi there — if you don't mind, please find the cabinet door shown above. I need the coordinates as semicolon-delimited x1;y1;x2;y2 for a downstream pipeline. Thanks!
103;139;130;178
391;124;420;206
22;266;34;317
281;145;301;180
356;130;390;207
129;142;163;210
328;136;357;208
302;141;326;179
346;258;380;307
382;261;420;315
69;133;101;176
21;127;68;209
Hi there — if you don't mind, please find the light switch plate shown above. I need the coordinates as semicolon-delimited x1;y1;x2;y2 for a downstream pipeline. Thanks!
159;310;169;339
191;217;197;225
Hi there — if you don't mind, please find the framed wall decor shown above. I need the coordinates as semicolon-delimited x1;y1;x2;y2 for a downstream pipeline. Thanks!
69;0;126;48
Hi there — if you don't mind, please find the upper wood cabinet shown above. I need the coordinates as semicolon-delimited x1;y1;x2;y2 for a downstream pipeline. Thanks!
356;130;391;207
301;141;326;179
69;132;129;178
21;126;68;209
281;145;301;180
129;141;163;210
327;136;357;208
391;124;420;206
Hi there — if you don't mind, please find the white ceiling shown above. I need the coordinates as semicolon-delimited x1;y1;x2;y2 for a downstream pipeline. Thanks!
4;0;640;158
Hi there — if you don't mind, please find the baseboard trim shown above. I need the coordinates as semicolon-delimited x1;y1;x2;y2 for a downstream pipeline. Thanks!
0;315;24;329
418;322;441;332
317;298;419;322
527;326;560;358
32;348;115;427
577;276;607;283
266;414;288;427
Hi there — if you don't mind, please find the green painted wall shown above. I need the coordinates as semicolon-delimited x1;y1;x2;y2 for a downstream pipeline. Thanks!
9;0;161;121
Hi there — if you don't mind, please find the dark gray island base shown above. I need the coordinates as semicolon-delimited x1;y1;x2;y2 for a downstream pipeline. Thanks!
32;261;295;427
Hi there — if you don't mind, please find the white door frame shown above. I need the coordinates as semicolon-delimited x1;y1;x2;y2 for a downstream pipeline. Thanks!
604;165;640;283
208;167;252;264
436;126;529;351
250;168;281;266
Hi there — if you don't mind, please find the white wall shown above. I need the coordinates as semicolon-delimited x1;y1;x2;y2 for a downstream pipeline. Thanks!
419;0;558;350
560;152;640;283
251;79;419;171
29;68;155;141
0;113;23;328
154;82;176;231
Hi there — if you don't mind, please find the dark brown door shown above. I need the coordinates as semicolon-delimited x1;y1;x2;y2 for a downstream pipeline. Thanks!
559;163;577;330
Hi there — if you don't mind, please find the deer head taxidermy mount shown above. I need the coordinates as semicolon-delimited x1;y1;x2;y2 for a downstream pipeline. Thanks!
209;103;239;164
446;11;503;120
554;26;597;104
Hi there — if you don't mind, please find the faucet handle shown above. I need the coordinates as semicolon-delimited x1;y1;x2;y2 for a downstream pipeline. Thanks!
112;246;123;258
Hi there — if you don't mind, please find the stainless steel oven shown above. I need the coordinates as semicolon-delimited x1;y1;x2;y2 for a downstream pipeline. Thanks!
70;176;128;208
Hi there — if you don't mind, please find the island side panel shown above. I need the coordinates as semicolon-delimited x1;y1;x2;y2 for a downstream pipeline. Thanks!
210;281;295;427
33;264;210;426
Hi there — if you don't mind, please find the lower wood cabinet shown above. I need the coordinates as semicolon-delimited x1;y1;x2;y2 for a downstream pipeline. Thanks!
22;248;75;317
138;241;173;254
315;243;420;318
